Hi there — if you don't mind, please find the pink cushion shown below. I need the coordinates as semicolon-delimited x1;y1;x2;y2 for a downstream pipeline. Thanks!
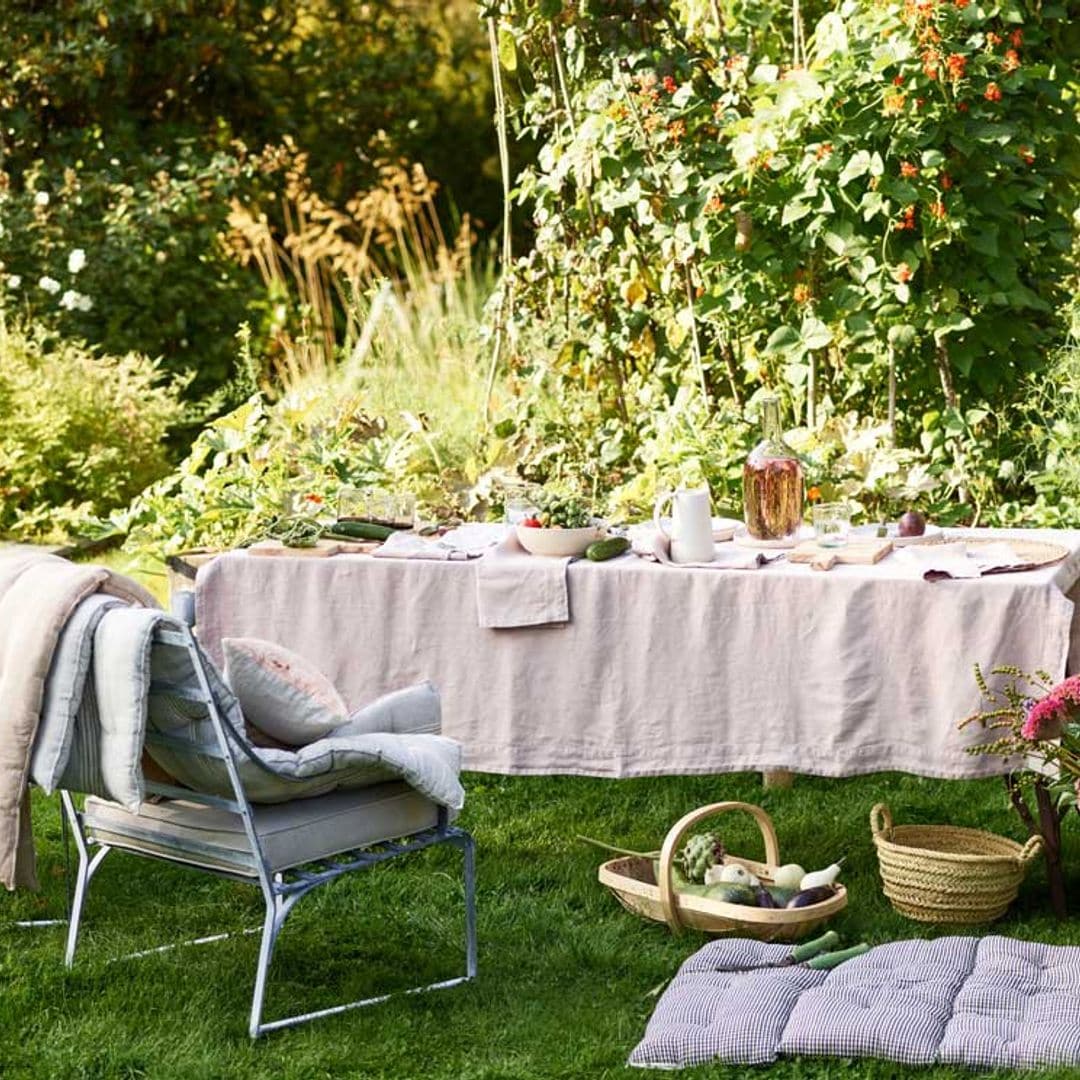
222;637;347;746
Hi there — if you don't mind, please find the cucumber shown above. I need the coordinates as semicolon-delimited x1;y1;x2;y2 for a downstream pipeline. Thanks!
330;520;395;541
586;536;630;562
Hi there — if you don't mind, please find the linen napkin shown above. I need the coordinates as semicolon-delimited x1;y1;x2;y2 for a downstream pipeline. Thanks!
475;532;570;628
896;540;1022;580
372;531;474;561
629;525;776;570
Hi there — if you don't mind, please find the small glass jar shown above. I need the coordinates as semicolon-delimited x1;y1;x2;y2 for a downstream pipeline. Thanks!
743;395;805;542
812;502;851;548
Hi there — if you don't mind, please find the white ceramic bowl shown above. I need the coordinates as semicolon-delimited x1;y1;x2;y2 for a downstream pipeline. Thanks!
515;523;606;557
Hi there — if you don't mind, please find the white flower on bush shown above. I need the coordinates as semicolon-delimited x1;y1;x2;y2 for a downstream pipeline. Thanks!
67;248;87;274
39;275;61;294
5;275;20;290
59;289;93;312
33;191;50;208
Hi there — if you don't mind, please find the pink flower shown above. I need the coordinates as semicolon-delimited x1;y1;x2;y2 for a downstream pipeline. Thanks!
1022;697;1067;741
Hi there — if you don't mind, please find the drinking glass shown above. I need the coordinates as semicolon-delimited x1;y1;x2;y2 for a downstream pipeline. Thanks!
812;502;851;548
504;496;536;525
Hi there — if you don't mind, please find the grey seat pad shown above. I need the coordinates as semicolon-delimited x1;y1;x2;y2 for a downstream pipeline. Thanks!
630;936;1080;1072
84;781;441;875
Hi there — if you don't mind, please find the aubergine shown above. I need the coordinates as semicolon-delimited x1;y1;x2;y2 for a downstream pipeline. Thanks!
751;886;778;908
785;885;837;909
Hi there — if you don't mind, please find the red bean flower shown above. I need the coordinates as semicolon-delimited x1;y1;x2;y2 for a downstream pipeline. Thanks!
900;161;919;178
984;82;1003;102
946;53;967;81
893;262;913;283
1002;49;1021;73
662;75;678;94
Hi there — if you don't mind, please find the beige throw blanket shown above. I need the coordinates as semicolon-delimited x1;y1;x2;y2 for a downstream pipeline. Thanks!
0;554;156;890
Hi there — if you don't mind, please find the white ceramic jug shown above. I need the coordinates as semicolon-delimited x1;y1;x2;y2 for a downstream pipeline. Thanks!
653;487;715;564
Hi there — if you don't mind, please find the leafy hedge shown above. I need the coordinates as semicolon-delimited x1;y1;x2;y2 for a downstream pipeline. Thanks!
0;321;186;540
485;0;1079;520
0;0;494;397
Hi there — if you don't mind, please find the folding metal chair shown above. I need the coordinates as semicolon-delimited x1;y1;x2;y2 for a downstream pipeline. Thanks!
59;613;477;1037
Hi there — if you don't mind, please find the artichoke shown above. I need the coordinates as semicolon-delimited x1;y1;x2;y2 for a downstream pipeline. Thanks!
678;831;725;884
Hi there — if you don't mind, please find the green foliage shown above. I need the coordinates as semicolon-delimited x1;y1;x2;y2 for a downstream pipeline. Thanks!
0;320;186;539
485;0;1079;519
0;0;495;395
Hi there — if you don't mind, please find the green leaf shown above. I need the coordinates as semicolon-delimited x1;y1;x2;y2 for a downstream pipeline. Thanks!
800;316;833;350
765;325;802;355
838;150;871;187
497;26;517;73
781;201;812;227
888;323;917;349
969;226;999;257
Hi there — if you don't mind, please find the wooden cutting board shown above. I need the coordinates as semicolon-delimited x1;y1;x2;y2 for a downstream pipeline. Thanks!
247;539;344;558
789;538;893;571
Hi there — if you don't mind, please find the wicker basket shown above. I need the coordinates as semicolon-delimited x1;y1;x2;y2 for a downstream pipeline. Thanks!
598;801;847;941
871;803;1042;925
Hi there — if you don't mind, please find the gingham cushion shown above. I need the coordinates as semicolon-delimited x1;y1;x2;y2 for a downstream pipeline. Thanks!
630;936;1080;1071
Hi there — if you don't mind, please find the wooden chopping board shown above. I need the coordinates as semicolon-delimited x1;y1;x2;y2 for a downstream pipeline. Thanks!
248;539;344;557
789;538;893;570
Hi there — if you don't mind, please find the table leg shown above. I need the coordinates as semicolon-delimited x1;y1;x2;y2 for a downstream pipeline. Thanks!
762;770;795;789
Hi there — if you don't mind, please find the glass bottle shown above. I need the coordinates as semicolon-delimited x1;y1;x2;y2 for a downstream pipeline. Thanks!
743;395;805;541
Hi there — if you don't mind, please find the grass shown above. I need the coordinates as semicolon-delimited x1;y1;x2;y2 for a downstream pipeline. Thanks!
2;771;1078;1079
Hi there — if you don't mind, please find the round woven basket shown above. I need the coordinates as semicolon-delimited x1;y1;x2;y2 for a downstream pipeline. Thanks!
870;803;1042;924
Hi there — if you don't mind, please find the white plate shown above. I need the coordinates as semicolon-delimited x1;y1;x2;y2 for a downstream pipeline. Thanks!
733;525;815;550
851;522;942;547
655;516;742;542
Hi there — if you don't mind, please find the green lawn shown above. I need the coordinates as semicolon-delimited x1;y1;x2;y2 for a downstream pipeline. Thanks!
1;772;1077;1079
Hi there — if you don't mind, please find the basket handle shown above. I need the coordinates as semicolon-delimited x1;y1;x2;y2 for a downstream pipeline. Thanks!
1019;834;1044;864
870;803;893;841
658;802;781;935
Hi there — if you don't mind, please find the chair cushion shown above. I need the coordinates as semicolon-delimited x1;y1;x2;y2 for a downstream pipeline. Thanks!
222;637;347;746
83;781;442;876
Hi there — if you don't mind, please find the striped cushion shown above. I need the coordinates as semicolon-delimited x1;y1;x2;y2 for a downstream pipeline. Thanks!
630;937;1080;1071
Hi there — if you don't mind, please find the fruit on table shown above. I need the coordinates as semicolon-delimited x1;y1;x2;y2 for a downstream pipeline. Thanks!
771;863;806;891
586;536;630;561
897;510;927;537
532;491;594;529
330;519;395;541
522;516;542;528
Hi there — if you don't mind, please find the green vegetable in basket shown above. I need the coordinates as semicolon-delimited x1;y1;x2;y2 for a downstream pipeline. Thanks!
677;832;726;884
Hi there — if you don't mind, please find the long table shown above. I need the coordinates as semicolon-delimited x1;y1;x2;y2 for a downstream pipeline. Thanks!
194;529;1080;780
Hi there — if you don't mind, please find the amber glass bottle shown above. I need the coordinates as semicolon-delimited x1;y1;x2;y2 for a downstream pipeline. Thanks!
743;395;804;541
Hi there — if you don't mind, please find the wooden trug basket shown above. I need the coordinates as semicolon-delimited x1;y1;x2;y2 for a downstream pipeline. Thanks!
598;801;847;941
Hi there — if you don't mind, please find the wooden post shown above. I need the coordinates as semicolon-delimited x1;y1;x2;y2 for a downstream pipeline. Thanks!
762;770;795;789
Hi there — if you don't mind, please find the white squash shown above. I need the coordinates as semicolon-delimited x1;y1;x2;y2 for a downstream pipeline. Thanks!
771;863;806;891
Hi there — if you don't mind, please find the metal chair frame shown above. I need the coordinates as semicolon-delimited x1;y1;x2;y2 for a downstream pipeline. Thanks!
59;620;477;1037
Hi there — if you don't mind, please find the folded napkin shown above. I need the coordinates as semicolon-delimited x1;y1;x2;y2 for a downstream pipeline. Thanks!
373;532;474;561
475;532;570;629
438;522;508;556
628;525;776;570
896;540;1022;580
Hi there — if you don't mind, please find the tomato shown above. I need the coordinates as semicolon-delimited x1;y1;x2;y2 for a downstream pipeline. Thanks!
521;516;542;528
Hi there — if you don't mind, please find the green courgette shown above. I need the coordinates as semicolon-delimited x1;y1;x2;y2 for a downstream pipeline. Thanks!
586;536;631;562
330;520;395;541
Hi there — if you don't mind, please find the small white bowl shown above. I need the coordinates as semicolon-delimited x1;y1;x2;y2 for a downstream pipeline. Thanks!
515;523;605;557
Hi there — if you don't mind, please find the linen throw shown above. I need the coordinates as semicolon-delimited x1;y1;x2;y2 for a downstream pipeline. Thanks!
0;554;156;890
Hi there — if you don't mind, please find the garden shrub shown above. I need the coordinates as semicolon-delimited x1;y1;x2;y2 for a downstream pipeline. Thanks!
485;0;1079;520
0;321;186;540
0;0;495;397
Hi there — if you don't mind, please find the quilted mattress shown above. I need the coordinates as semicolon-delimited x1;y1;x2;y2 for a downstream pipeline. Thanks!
630;936;1080;1071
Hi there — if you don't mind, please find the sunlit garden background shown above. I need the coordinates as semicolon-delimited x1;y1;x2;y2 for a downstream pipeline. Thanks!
1;1;1079;1074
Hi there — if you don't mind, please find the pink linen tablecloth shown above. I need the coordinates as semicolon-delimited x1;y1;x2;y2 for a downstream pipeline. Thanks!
194;529;1080;780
